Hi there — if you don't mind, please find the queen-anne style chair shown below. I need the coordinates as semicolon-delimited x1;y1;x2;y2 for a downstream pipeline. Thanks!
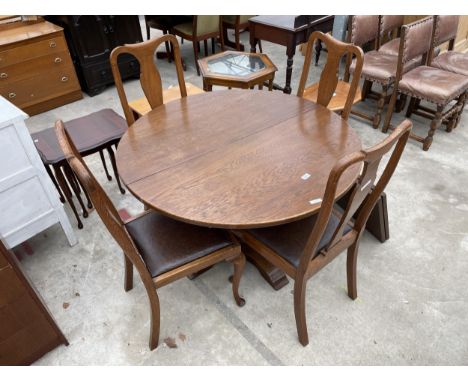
408;15;468;131
344;16;421;129
172;16;224;75
110;34;204;125
382;17;468;150
55;120;246;350
234;120;412;346
297;31;363;119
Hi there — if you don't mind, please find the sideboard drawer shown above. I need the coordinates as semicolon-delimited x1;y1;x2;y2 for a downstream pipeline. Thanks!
0;67;80;109
0;52;72;84
0;34;68;69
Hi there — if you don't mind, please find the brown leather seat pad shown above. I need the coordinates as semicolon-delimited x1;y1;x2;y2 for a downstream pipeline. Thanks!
378;38;400;56
399;66;468;105
431;51;468;77
32;109;127;164
350;51;420;84
125;211;233;278
247;209;353;269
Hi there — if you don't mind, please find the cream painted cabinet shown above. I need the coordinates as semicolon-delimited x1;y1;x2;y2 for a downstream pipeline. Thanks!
0;96;76;247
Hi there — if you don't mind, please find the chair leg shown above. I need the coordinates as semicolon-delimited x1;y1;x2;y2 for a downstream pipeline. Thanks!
228;252;246;307
124;254;133;292
235;26;241;51
395;94;407;113
347;242;360;300
373;84;388;129
106;146;126;194
293;277;309;346
162;29;172;63
423;105;444;151
361;80;372;101
193;39;200;75
204;39;208;56
53;164;83;229
382;87;399;133
144;283;160;350
146;23;150;40
99;150;112;181
406;96;418;118
211;37;216;54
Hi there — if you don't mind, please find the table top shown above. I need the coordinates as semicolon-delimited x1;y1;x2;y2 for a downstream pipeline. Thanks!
116;90;362;229
198;51;277;83
249;15;333;32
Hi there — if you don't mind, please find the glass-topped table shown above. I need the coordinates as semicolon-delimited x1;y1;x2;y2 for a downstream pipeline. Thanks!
198;51;277;91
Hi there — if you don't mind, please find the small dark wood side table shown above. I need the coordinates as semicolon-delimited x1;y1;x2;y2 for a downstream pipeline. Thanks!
198;51;277;91
249;15;334;94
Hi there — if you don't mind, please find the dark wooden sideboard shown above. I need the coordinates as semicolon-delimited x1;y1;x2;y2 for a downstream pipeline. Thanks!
45;16;143;96
0;240;67;365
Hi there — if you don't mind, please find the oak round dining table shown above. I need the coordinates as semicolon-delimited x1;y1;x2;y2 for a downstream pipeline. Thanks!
116;90;362;288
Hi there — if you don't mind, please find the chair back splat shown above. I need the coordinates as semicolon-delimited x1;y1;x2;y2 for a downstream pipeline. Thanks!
297;31;364;120
110;34;187;125
299;120;412;274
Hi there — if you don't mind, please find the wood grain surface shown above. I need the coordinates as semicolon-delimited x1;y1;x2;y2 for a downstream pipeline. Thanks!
116;90;362;229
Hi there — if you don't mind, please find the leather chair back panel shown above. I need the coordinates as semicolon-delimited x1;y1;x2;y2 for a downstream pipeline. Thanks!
380;15;404;35
349;15;380;46
435;15;460;45
402;17;433;63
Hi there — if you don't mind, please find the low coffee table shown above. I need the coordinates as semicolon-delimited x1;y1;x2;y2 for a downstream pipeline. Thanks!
198;51;277;91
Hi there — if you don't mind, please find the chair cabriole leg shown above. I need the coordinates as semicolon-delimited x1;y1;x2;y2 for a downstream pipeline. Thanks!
293;277;309;346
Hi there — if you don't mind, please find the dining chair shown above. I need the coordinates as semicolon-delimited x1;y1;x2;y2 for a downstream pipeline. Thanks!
378;15;405;56
222;15;256;51
172;16;225;75
234;119;412;346
344;16;421;129
382;17;468;150
110;34;204;126
55;120;246;350
297;31;364;120
415;15;468;131
32;109;128;228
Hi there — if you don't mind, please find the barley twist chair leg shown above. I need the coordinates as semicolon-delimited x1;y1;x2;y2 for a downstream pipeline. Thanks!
423;105;444;151
374;85;388;129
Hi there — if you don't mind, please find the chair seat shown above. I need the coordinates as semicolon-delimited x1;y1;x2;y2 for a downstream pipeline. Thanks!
379;38;400;56
146;15;192;30
350;51;420;84
247;209;353;269
125;211;233;278
399;66;468;105
32;109;127;164
302;80;362;111
431;51;468;77
173;22;194;37
129;83;204;118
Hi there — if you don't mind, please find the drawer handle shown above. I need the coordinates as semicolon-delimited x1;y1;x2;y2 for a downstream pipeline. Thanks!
49;41;57;48
0;72;7;79
61;76;69;82
9;92;16;99
54;57;62;63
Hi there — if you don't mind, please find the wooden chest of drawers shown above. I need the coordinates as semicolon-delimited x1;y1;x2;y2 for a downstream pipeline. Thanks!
0;21;82;116
0;239;68;365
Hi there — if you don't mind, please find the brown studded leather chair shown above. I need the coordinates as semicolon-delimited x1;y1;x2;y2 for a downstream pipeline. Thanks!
234;120;412;346
382;17;468;151
297;31;363;118
423;15;468;130
344;16;420;129
55;120;246;350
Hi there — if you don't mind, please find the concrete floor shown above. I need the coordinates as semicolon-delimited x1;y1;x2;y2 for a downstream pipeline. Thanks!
17;20;468;365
